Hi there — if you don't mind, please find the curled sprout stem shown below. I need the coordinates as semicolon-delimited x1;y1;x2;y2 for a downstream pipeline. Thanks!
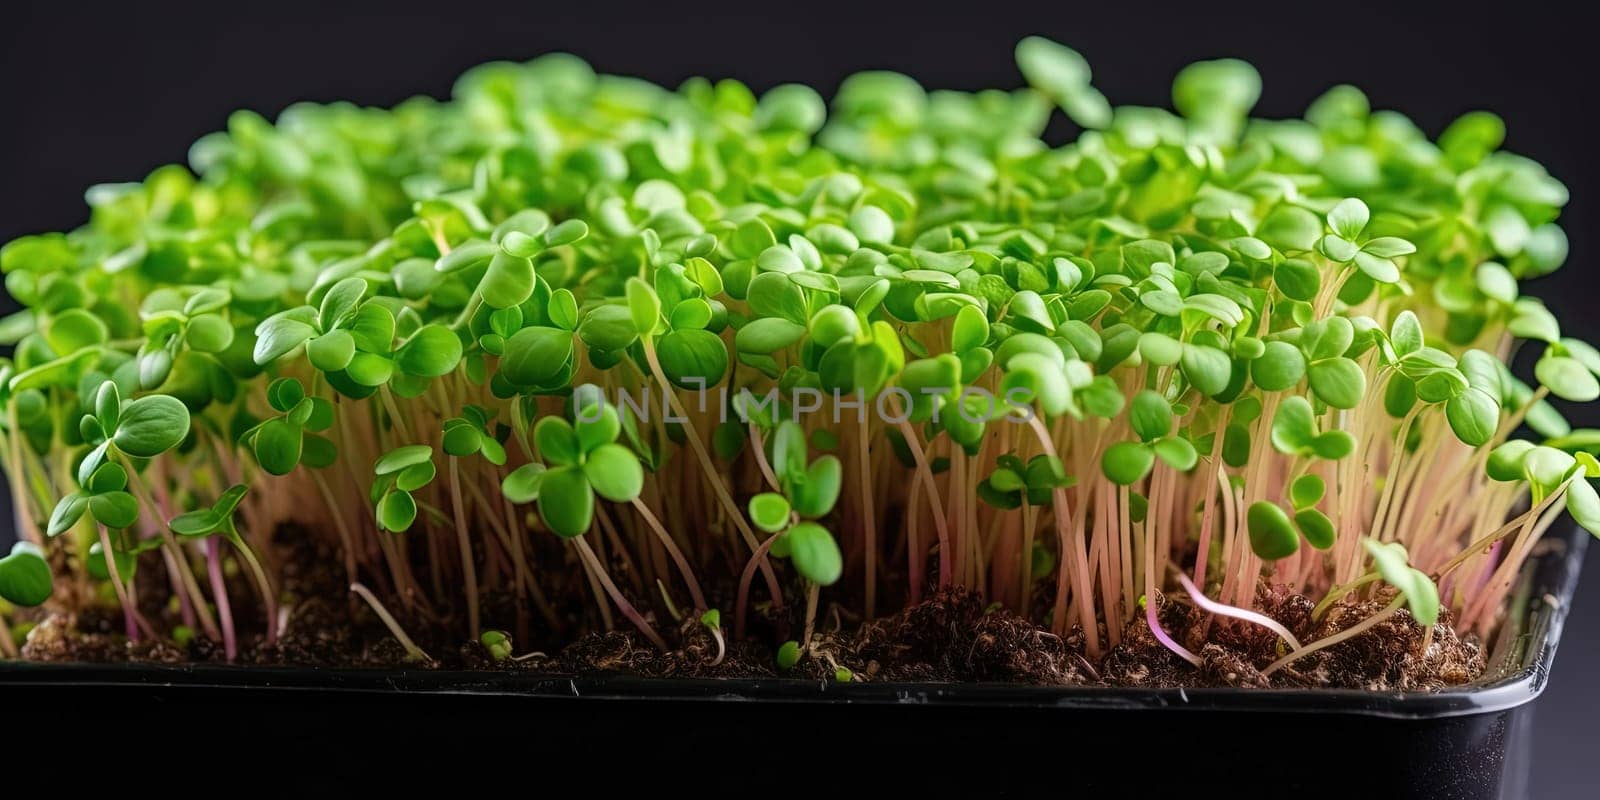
709;624;727;667
1145;593;1201;668
1177;573;1304;652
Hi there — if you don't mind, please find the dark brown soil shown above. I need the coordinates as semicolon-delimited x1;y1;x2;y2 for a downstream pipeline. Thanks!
1284;593;1484;690
12;526;1486;690
17;586;1485;690
799;588;1089;683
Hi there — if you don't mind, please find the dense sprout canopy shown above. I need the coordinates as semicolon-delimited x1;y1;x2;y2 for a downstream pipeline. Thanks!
0;38;1594;676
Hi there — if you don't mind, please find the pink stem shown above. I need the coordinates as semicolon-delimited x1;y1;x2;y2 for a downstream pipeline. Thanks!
120;591;139;641
206;538;237;662
1471;540;1504;597
630;497;708;611
1177;573;1303;651
1144;470;1198;669
1145;596;1201;667
97;525;140;641
573;536;666;651
896;418;952;589
164;547;197;629
1191;466;1227;594
735;530;786;639
908;470;925;605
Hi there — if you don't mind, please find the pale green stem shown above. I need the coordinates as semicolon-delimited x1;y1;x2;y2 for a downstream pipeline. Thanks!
228;530;279;645
350;581;431;662
448;457;482;639
1310;571;1381;621
1262;595;1405;677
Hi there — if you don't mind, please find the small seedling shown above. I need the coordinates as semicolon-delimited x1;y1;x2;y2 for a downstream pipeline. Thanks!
700;609;727;667
480;630;514;662
776;640;802;671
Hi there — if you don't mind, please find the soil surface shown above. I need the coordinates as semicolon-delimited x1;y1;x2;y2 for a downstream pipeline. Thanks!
12;526;1486;690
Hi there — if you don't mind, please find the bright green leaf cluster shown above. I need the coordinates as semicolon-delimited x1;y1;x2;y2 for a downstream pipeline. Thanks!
746;420;844;585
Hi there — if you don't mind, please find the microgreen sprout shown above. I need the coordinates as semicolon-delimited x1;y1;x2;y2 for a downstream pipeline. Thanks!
736;419;844;641
480;629;544;663
776;640;802;671
169;483;274;660
701;608;726;666
480;630;513;662
0;38;1589;688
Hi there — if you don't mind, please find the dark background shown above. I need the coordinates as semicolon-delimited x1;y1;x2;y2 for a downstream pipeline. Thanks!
2;1;1594;794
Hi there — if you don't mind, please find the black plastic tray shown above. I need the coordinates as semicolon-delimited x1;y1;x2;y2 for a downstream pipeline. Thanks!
0;522;1585;798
